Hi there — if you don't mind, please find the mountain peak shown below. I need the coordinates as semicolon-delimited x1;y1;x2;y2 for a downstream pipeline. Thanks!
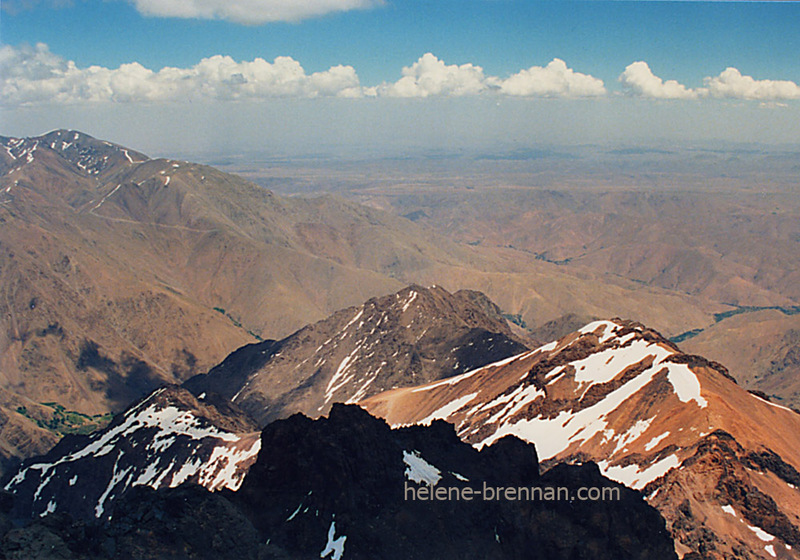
186;284;532;426
1;130;149;180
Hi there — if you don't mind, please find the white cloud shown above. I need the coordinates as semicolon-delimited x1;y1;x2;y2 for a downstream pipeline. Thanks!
704;67;800;100
376;53;605;99
496;58;606;97
376;53;488;98
5;45;799;107
619;61;701;99
128;0;383;24
0;43;363;105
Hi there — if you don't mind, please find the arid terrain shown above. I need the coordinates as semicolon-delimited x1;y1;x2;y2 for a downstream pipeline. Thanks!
219;146;800;409
1;131;747;472
1;132;799;560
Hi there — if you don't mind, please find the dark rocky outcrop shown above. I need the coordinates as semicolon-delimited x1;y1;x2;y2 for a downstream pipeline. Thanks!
0;404;676;559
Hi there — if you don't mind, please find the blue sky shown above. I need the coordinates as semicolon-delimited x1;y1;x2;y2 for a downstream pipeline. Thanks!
2;0;800;156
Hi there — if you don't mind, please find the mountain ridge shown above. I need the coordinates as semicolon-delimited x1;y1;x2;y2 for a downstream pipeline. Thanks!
0;400;678;560
360;318;800;559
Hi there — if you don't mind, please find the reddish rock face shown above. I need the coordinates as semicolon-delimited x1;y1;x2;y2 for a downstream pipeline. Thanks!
361;319;800;559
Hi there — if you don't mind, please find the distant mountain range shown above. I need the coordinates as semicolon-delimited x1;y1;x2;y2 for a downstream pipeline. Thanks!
0;130;721;472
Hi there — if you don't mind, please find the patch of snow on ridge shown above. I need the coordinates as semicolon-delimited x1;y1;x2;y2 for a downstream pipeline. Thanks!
578;320;621;344
411;349;535;394
666;363;708;408
477;345;673;458
342;309;364;331
536;340;559;353
748;525;776;542
722;505;737;517
403;450;442;486
417;393;479;426
612;417;655;455
402;290;418;312
599;454;681;490
572;339;663;385
484;385;545;425
325;347;361;402
644;431;671;452
750;393;796;413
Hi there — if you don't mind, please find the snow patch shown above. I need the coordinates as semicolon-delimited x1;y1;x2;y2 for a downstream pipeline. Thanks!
666;363;708;408
40;499;56;517
578;320;621;344
417;392;479;426
320;521;346;560
403;450;441;486
612;417;654;455
342;309;364;331
536;340;559;353
750;393;796;413
325;346;362;403
644;431;671;452
286;501;303;522
92;183;122;212
402;290;418;312
572;338;664;386
599;454;680;490
722;505;737;517
748;524;776;542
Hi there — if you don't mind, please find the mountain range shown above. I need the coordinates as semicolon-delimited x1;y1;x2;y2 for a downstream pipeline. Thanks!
184;284;533;425
0;130;722;472
5;313;799;559
1;130;799;559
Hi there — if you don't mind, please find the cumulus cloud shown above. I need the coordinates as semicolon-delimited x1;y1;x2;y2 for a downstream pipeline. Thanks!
619;61;700;99
375;53;488;98
0;43;363;105
496;58;606;97
375;53;606;98
128;0;383;24
704;67;800;100
6;45;797;107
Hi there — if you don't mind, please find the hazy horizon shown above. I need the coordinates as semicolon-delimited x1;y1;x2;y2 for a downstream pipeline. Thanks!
2;1;799;159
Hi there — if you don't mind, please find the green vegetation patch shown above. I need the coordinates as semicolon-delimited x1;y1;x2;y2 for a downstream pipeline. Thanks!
15;403;114;437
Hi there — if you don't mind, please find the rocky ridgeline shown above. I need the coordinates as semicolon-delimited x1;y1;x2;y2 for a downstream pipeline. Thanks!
0;403;676;560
